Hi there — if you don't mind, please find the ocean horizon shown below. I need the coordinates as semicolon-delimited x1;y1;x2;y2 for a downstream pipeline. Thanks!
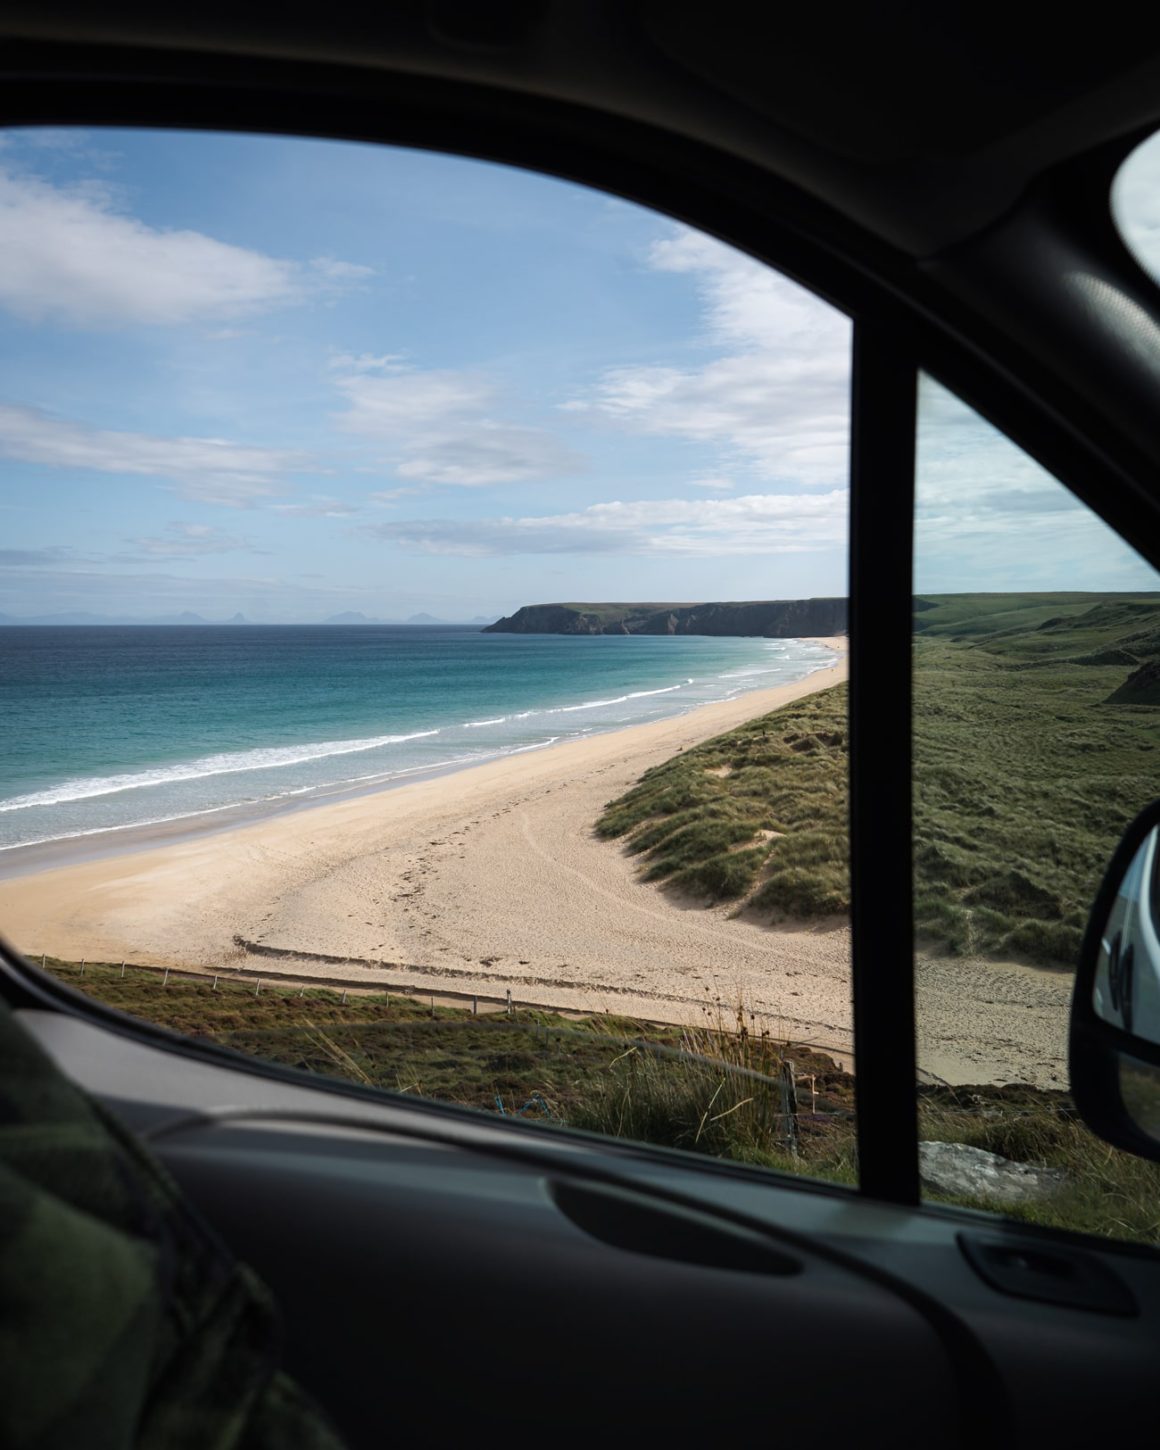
0;625;836;858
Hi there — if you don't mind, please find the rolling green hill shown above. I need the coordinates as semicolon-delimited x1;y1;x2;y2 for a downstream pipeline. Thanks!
485;598;848;636
598;593;1160;968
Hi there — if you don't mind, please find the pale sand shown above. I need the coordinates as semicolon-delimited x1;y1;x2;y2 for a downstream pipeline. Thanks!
0;635;1075;1087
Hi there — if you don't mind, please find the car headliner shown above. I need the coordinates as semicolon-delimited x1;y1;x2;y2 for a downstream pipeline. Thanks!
5;3;1160;253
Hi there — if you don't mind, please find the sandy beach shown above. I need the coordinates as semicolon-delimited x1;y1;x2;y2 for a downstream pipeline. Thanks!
0;635;1074;1087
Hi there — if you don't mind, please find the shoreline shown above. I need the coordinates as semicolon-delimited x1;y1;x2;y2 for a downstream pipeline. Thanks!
0;638;841;881
0;642;851;1048
0;633;1075;1088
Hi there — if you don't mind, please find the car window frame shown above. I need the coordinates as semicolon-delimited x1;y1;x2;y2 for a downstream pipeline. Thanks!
0;68;1157;1214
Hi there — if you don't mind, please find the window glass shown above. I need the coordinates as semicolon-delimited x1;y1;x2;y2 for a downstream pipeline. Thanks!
1111;130;1160;286
0;129;854;1183
914;375;1160;1241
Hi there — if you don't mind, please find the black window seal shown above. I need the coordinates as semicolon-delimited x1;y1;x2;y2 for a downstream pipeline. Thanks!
848;324;920;1204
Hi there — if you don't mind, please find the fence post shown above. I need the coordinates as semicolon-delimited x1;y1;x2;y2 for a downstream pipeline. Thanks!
779;1061;800;1158
80;959;85;976
255;978;261;996
472;996;477;1016
212;976;218;991
341;989;347;1005
506;989;512;1017
120;960;126;978
162;968;169;987
430;994;435;1019
40;954;45;969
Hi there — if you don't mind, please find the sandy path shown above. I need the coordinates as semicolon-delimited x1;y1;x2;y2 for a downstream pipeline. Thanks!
0;635;1076;1087
916;955;1072;1090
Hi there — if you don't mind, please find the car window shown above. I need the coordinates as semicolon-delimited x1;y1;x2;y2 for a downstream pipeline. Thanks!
1151;826;1160;930
913;374;1160;1243
1111;129;1160;287
0;128;855;1185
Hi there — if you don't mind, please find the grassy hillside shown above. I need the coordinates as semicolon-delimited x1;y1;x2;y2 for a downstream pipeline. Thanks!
44;959;853;1172
912;593;1159;964
596;685;849;915
598;593;1160;968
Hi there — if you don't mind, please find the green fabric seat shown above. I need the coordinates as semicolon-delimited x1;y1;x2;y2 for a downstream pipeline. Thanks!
0;1000;346;1450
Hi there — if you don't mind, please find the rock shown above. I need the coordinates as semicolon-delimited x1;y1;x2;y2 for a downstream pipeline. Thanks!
918;1141;1068;1206
1107;656;1160;705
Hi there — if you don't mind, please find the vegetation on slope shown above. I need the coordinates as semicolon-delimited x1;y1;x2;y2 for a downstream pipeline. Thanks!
46;959;1160;1245
485;598;848;636
598;593;1160;968
44;959;853;1173
912;593;1159;965
596;685;849;914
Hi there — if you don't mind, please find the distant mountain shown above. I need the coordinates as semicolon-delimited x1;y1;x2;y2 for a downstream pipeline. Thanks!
470;615;500;625
0;609;212;626
485;599;849;638
324;611;381;624
225;612;249;625
405;612;443;624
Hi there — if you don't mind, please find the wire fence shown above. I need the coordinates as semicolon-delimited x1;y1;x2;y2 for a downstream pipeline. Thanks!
41;953;856;1125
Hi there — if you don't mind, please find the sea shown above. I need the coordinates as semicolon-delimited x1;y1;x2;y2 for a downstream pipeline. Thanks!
0;626;836;858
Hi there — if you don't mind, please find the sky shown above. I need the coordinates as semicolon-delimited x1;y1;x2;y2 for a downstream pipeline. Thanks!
0;126;1154;622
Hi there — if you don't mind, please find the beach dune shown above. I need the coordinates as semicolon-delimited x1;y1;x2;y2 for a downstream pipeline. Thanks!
0;636;1074;1087
0;645;852;1045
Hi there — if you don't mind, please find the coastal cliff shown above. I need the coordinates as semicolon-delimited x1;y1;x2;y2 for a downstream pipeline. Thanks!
483;598;848;638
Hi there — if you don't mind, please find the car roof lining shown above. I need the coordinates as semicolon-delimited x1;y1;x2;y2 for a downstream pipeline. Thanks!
6;4;1160;253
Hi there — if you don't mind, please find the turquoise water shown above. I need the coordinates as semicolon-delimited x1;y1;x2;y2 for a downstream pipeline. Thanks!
0;626;835;853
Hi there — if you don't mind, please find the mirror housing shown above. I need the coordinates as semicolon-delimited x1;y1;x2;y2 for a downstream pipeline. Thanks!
1070;800;1160;1163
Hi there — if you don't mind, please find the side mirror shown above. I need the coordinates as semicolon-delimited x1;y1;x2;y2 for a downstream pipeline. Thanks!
1070;801;1160;1162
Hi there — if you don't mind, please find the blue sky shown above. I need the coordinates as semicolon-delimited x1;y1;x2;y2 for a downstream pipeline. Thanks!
0;127;1153;621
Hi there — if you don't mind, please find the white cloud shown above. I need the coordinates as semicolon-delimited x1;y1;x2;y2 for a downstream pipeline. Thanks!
335;364;496;432
576;228;850;487
328;352;405;374
915;377;1157;590
309;256;375;283
270;495;359;518
126;522;258;558
0;167;371;327
690;476;735;492
370;486;422;503
373;490;847;557
649;229;840;352
395;422;582;487
916;380;1076;532
332;359;583;487
0;402;311;506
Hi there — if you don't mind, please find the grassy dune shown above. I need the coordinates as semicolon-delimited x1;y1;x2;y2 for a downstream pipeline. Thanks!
597;685;849;914
598;593;1160;968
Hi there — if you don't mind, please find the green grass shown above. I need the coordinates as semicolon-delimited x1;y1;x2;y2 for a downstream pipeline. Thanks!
910;594;1160;965
918;1085;1160;1243
43;957;1160;1245
42;958;853;1154
596;686;849;914
598;593;1160;968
